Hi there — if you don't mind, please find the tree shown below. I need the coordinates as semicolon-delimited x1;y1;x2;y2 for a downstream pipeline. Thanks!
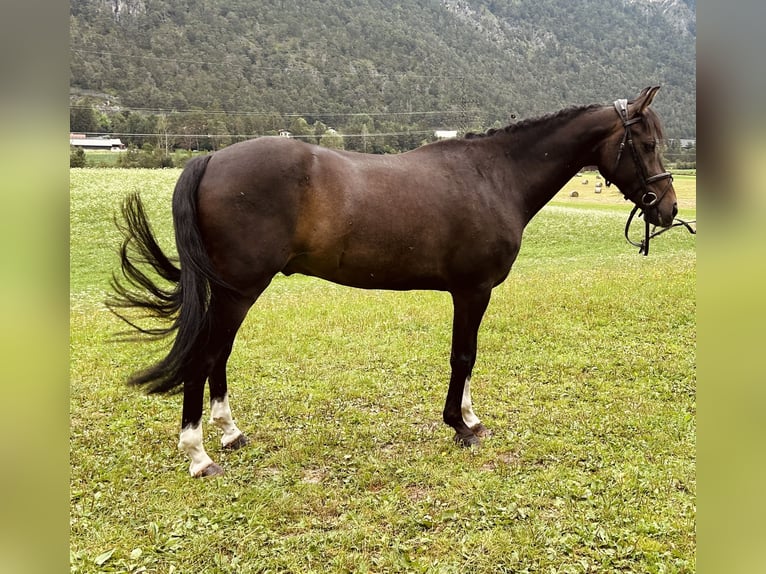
319;129;344;150
289;117;314;141
70;146;86;168
156;114;171;156
70;105;98;133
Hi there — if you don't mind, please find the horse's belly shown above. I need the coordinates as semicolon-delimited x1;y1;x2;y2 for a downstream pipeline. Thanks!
282;246;450;291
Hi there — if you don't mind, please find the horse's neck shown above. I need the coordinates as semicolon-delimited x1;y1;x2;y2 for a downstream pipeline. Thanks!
496;106;613;223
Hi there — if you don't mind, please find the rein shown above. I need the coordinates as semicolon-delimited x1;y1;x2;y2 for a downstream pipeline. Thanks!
606;99;696;255
624;204;696;256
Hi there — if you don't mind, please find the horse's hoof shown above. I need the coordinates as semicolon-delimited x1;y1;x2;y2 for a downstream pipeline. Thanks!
454;432;481;449
195;463;224;478
223;433;249;450
471;423;492;438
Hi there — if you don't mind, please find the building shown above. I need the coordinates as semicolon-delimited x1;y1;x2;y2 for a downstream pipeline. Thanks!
69;133;125;150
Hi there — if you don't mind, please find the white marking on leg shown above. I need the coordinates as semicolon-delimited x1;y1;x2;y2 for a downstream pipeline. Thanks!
178;423;215;477
210;394;244;447
461;377;482;429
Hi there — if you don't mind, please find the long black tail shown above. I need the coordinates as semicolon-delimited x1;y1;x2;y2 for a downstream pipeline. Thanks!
109;154;225;394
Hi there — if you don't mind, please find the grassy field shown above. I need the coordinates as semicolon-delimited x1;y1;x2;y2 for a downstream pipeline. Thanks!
551;171;697;212
70;168;695;573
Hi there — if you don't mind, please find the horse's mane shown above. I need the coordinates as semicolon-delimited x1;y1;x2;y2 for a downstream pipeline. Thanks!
463;103;603;139
464;101;664;140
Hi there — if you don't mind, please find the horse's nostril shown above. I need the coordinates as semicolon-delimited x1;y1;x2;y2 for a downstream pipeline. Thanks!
672;202;678;219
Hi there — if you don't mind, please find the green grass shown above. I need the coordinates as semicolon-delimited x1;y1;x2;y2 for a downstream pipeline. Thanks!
70;168;695;573
79;149;123;167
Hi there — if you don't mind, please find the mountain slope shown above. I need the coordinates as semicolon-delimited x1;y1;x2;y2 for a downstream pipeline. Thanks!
70;0;695;139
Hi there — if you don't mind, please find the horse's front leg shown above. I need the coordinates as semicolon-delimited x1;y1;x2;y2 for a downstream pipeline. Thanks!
443;288;492;447
461;376;491;439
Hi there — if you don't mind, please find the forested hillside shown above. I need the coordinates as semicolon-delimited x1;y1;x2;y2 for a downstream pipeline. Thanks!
70;0;695;152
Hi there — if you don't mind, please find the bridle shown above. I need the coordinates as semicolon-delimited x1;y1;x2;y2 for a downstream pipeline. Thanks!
605;98;695;255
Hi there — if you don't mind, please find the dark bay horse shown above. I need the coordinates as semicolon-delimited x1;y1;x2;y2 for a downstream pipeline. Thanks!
111;86;677;477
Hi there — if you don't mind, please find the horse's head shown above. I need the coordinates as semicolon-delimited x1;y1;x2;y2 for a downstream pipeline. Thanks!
598;86;678;227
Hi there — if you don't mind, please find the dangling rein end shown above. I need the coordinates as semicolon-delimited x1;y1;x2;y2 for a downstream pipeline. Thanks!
625;205;696;256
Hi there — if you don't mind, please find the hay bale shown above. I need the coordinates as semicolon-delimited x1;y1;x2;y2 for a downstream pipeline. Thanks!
569;190;579;197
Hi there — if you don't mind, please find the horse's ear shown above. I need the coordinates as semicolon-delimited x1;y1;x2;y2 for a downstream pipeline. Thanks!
632;85;661;115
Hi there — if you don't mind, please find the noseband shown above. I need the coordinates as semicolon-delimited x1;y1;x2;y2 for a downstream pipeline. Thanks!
606;99;694;255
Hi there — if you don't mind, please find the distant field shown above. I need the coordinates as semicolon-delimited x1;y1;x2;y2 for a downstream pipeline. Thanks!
554;171;696;213
70;168;695;573
79;149;123;166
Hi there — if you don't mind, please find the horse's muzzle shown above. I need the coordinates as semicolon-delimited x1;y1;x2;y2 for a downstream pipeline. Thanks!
646;201;678;228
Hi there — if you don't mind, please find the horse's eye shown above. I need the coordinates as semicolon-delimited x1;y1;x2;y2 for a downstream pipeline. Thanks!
644;141;657;152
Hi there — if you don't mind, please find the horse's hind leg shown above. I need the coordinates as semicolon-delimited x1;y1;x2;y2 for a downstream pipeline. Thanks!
179;289;258;477
208;339;249;451
207;281;277;450
179;376;221;477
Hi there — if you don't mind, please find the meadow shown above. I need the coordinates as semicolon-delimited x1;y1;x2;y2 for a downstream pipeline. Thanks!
70;168;695;573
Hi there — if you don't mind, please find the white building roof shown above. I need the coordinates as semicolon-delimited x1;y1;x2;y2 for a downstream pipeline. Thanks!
70;137;124;148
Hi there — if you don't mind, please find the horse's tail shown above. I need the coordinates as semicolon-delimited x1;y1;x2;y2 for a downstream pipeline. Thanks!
109;154;226;394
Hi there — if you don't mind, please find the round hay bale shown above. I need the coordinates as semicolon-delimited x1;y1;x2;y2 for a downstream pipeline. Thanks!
569;190;579;197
